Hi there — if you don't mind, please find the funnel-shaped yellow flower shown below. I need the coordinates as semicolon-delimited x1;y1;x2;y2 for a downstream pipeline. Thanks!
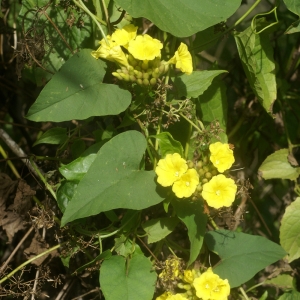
155;153;188;187
111;24;138;49
172;169;199;198
91;37;129;67
128;34;163;60
156;293;188;300
168;43;193;75
209;142;235;173
202;174;237;209
193;268;230;300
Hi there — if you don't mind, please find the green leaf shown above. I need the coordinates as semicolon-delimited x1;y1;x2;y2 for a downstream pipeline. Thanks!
283;0;300;16
26;49;131;122
280;197;300;262
278;290;300;300
56;181;78;213
172;199;207;266
265;274;294;289
61;131;166;226
115;0;241;37
153;132;184;157
197;77;228;143
193;26;222;52
59;154;97;181
142;217;179;244
71;139;86;159
234;19;277;114
258;149;300;180
33;127;67;146
100;253;157;300
174;70;227;99
205;229;287;288
285;19;300;34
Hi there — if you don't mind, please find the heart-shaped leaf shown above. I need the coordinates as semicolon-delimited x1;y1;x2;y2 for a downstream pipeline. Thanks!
26;49;131;122
61;131;165;225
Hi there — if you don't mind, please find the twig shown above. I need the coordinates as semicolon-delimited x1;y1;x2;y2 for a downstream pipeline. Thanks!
71;288;100;300
0;227;34;274
55;279;74;300
0;128;44;178
0;243;63;284
233;195;248;230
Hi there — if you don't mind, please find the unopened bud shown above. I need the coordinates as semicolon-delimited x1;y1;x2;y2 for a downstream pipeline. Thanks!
141;60;149;70
205;172;212;179
143;78;150;86
112;72;122;80
134;70;143;79
121;67;128;74
129;75;136;82
187;161;194;168
196;161;203;169
202;178;208;184
119;73;130;81
150;78;157;85
128;54;138;67
143;72;150;79
137;78;143;85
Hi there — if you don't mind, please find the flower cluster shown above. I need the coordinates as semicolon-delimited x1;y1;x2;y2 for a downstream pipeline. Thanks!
91;24;193;86
200;142;237;209
157;267;230;300
155;153;199;198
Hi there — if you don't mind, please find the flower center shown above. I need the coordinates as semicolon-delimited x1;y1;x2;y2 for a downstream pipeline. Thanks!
205;283;210;289
215;159;220;165
185;181;190;187
215;190;221;196
174;171;179;177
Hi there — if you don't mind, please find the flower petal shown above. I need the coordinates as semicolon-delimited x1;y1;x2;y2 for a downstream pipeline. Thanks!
172;169;199;198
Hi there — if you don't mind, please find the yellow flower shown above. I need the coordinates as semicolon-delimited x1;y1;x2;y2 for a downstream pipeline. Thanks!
128;34;163;60
172;169;199;198
111;24;138;49
91;36;129;66
155;153;188;187
209;142;235;173
156;293;188;300
193;268;230;300
168;43;193;75
156;292;172;300
183;269;196;284
201;175;237;209
167;294;188;300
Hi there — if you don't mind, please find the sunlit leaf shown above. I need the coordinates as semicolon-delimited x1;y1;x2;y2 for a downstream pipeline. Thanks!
142;217;179;244
115;0;241;37
280;197;300;262
174;70;227;99
258;149;300;180
234;19;277;114
153;132;183;157
26;49;131;122
61;131;165;226
172;199;207;266
33;127;67;146
205;230;286;288
100;253;156;300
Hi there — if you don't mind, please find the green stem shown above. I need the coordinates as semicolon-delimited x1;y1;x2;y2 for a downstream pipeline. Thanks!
73;0;108;42
239;287;250;300
0;145;20;179
245;280;266;293
179;113;203;133
208;214;219;230
0;243;63;284
192;0;262;51
29;157;57;200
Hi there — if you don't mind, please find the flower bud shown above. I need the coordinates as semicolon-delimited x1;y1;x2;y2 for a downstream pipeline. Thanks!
196;161;203;169
121;67;128;74
150;78;157;85
137;78;143;85
141;60;149;70
129;75;136;82
128;54;138;67
187;161;194;168
143;78;150;86
202;178;208;184
142;72;150;79
205;172;212;179
134;70;143;79
119;73;130;81
112;72;122;80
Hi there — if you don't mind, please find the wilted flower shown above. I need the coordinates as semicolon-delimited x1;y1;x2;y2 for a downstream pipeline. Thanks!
172;169;199;198
155;153;188;187
201;174;237;209
168;43;193;75
209;142;235;173
111;24;138;49
193;268;230;300
182;269;196;284
128;34;163;60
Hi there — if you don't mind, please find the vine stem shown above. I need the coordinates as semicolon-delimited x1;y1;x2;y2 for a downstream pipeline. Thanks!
179;113;203;133
73;0;108;43
0;243;63;284
239;287;250;300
